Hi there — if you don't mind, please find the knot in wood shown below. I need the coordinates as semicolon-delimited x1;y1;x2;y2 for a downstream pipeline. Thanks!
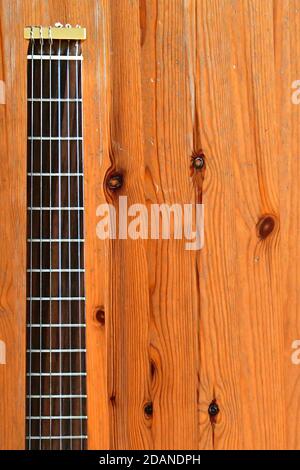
107;172;123;191
257;215;276;240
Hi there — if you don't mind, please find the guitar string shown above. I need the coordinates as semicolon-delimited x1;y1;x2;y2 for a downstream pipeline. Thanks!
28;35;35;450
49;34;53;448
58;39;62;450
75;40;84;449
66;40;73;449
39;32;44;449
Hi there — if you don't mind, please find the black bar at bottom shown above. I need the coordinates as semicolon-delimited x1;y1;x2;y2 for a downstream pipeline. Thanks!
0;450;299;467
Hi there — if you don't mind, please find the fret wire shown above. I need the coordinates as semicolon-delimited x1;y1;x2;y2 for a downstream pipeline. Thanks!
27;297;85;301
27;436;88;440
27;269;85;272
28;98;82;102
28;173;84;176
28;349;86;353
27;373;87;376
28;137;83;140
27;55;83;60
26;394;87;400
28;239;84;242
27;395;87;398
28;324;86;327
27;416;87;420
29;207;84;210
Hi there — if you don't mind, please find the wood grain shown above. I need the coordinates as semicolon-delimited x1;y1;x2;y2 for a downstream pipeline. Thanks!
0;0;27;450
1;0;300;450
0;0;111;449
277;0;300;450
139;0;201;449
196;0;285;449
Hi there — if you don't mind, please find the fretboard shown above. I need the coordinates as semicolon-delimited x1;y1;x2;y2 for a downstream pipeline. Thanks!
26;38;87;450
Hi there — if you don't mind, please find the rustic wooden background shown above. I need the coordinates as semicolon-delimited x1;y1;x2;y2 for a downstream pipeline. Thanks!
0;0;300;450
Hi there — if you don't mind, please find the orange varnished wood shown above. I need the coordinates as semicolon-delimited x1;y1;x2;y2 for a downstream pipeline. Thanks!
139;0;201;449
1;0;300;450
0;0;110;450
0;0;27;450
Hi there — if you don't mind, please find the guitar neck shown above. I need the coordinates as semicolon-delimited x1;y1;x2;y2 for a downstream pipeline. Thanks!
26;34;87;450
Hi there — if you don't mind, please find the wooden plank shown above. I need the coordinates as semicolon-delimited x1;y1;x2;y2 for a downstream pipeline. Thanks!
0;0;110;449
138;0;201;449
196;0;285;449
104;0;152;449
0;0;27;450
82;0;110;450
277;0;300;451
